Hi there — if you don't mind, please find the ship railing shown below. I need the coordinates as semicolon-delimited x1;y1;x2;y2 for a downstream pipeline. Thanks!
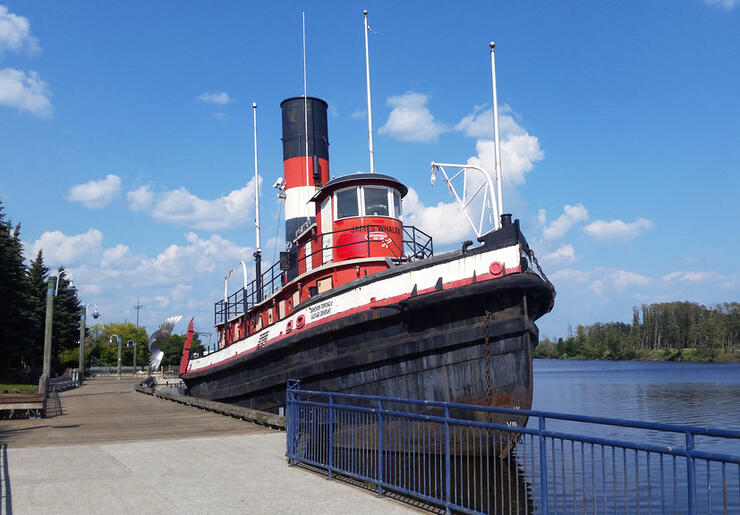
214;225;433;325
285;381;740;515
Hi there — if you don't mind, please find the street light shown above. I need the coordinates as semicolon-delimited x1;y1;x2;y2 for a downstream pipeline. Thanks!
78;302;100;385
127;339;137;377
109;334;122;381
39;270;74;396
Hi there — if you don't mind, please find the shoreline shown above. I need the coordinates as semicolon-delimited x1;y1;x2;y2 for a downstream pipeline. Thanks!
534;347;740;363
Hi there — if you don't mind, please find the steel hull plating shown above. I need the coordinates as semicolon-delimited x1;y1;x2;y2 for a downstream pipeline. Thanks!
183;272;550;422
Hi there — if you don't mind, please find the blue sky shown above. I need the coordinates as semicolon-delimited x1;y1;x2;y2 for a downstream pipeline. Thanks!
1;1;738;344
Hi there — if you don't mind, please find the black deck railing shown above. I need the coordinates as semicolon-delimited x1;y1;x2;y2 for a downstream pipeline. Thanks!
214;224;433;325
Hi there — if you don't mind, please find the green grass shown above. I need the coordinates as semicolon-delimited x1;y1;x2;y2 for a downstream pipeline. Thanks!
0;383;38;394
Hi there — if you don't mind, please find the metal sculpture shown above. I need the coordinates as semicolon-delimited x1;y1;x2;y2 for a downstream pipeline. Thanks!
148;315;182;371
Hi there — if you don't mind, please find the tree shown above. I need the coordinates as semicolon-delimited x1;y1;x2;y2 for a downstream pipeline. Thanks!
160;332;204;366
60;321;149;369
24;250;49;379
50;267;81;374
0;202;35;380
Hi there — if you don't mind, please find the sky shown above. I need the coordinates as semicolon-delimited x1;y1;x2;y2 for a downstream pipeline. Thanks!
1;1;738;346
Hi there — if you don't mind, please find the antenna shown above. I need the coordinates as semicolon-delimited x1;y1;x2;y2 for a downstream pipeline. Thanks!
134;297;143;327
364;9;375;173
490;41;504;224
302;12;310;187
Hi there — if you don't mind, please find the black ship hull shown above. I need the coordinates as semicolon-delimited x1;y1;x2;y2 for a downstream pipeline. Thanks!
183;271;552;424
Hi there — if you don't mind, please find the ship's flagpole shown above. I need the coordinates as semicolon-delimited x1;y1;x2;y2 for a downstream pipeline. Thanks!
364;9;375;174
253;102;262;302
302;12;310;187
490;41;504;227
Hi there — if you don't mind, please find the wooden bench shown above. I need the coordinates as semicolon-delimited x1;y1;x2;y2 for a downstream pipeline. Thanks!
0;393;45;419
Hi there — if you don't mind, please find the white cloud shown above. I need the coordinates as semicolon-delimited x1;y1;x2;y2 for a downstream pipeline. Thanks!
543;244;576;264
458;106;544;186
702;0;737;9
66;174;122;208
352;107;366;120
0;5;40;55
142;177;259;231
28;229;104;266
127;185;154;211
196;91;231;105
379;92;448;143
212;112;227;122
582;217;652;241
402;187;473;246
0;68;51;117
542;203;589;240
590;270;652;295
550;268;591;284
662;270;721;283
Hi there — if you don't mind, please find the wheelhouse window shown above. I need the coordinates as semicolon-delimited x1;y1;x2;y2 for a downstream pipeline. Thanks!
336;188;359;219
393;191;402;219
364;187;389;217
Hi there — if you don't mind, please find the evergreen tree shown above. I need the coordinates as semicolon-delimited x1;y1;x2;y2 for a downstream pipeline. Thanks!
25;250;49;378
0;202;34;380
51;267;82;374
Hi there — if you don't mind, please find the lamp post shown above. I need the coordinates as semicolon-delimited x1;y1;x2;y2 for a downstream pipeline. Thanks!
127;340;137;377
78;302;99;385
109;334;122;380
38;271;73;397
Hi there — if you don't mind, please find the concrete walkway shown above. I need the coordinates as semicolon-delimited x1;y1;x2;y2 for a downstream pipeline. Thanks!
1;378;415;514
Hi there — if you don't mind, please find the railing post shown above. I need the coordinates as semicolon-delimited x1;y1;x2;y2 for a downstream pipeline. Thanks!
328;395;334;479
686;431;696;515
538;416;549;514
377;399;384;496
444;405;451;514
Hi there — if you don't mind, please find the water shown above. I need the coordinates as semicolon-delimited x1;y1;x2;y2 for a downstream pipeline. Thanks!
532;359;740;443
527;359;740;513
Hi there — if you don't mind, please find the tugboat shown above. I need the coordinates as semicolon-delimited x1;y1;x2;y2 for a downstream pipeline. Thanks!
180;41;555;426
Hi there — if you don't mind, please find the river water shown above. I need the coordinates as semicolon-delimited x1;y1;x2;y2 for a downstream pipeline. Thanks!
524;359;740;513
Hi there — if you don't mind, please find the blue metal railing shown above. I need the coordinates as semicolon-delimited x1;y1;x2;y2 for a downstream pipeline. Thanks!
285;381;740;514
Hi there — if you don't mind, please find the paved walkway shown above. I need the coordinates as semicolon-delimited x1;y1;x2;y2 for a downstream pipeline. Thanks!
1;378;415;514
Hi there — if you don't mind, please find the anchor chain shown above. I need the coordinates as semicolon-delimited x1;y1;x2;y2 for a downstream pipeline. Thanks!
483;311;492;423
527;246;556;313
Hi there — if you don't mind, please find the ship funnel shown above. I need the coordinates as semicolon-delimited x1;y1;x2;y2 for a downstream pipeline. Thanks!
280;96;330;243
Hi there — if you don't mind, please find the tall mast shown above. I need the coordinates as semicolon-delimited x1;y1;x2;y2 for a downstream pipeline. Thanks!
364;10;375;173
302;12;310;188
490;41;504;225
253;102;262;302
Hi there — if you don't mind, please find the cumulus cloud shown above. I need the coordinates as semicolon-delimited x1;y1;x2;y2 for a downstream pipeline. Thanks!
28;229;104;266
140;177;258;231
196;91;231;105
702;0;737;9
0;5;40;55
582;217;652;241
458;106;544;186
402;187;473;246
543;244;576;264
379;92;448;143
66;174;122;208
127;185;154;211
352;107;367;120
542;203;589;240
212;112;227;122
0;68;51;117
590;270;652;295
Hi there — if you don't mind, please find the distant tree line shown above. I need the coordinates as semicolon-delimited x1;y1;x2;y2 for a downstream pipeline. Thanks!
536;301;739;362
